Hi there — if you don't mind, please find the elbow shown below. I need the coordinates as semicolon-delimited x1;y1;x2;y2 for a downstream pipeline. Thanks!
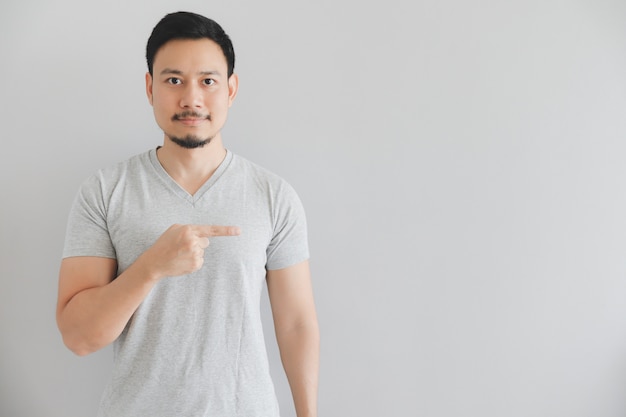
69;347;92;357
57;312;104;356
62;333;98;357
69;344;95;357
58;318;103;356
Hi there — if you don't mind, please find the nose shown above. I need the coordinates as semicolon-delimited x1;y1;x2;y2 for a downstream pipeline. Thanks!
179;83;203;109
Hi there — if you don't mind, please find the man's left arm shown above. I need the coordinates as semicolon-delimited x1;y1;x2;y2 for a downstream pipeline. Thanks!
267;260;320;417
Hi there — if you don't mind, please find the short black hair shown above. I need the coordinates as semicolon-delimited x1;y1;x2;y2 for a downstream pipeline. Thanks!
146;11;235;77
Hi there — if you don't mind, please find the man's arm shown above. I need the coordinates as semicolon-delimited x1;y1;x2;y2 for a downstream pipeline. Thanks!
267;260;320;417
56;255;159;356
56;224;240;356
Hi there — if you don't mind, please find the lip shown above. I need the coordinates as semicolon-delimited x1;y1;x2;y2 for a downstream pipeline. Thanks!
177;118;207;126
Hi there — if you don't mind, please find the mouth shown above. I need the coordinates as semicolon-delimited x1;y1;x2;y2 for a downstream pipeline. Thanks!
177;118;207;126
172;112;211;126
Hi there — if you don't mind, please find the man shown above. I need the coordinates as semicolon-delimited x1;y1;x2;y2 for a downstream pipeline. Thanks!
56;11;319;417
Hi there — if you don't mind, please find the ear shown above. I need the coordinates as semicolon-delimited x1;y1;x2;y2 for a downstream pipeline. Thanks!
145;72;154;105
228;73;239;107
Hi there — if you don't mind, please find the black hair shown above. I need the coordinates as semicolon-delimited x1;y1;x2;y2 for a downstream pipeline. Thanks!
146;11;235;77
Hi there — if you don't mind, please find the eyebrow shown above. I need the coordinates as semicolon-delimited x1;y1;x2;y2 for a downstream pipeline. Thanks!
160;68;222;77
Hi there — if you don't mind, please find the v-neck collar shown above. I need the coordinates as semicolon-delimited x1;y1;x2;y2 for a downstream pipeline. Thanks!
148;147;234;205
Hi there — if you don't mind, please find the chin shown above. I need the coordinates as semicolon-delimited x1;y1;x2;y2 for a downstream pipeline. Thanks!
168;134;213;149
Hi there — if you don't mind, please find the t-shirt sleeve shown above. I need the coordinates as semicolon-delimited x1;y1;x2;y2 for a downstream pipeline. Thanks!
265;181;309;271
62;174;117;260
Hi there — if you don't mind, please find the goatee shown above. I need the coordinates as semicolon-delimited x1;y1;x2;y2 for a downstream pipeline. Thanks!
168;134;213;149
167;111;213;148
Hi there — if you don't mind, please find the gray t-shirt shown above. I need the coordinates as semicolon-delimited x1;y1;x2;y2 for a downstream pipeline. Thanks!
63;149;309;417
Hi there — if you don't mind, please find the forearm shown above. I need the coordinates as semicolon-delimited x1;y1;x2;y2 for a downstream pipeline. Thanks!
58;224;234;356
58;258;158;356
276;321;320;417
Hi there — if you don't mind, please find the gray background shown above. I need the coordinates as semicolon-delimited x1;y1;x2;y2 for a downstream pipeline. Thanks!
1;0;626;416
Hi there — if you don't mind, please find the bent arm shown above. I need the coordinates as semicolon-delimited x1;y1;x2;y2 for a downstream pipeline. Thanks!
56;255;159;356
56;224;240;356
57;224;240;355
267;260;320;417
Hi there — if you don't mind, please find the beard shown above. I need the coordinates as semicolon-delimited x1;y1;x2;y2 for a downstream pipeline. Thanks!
166;111;213;149
167;133;214;149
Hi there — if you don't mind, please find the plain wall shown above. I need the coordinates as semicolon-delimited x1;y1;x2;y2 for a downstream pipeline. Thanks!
2;0;626;416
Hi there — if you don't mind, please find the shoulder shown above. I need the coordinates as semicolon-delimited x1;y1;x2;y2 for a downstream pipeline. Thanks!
99;150;152;181
230;153;283;181
229;152;296;194
228;153;307;223
80;150;153;191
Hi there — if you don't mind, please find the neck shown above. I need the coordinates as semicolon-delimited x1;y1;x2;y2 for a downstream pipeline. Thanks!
156;135;227;195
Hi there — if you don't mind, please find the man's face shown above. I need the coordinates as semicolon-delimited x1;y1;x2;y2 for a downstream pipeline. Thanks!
146;38;238;148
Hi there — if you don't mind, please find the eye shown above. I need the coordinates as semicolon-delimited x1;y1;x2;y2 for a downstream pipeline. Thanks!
203;78;215;86
167;77;182;85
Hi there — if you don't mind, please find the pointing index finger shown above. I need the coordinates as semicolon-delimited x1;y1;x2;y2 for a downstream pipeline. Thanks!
194;225;241;237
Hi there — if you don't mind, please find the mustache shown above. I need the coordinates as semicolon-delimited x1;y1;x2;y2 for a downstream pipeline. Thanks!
172;111;211;121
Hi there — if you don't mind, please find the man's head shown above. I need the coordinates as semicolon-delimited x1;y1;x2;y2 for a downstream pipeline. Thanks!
145;12;238;149
146;11;235;78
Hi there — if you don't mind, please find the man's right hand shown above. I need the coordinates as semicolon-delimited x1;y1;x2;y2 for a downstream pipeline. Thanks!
141;224;241;280
57;223;240;355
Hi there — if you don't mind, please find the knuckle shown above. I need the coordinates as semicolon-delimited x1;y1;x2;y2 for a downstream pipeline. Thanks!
193;257;204;270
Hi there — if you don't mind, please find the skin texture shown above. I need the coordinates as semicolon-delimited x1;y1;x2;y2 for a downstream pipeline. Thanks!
268;261;320;417
146;38;239;195
56;38;319;417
